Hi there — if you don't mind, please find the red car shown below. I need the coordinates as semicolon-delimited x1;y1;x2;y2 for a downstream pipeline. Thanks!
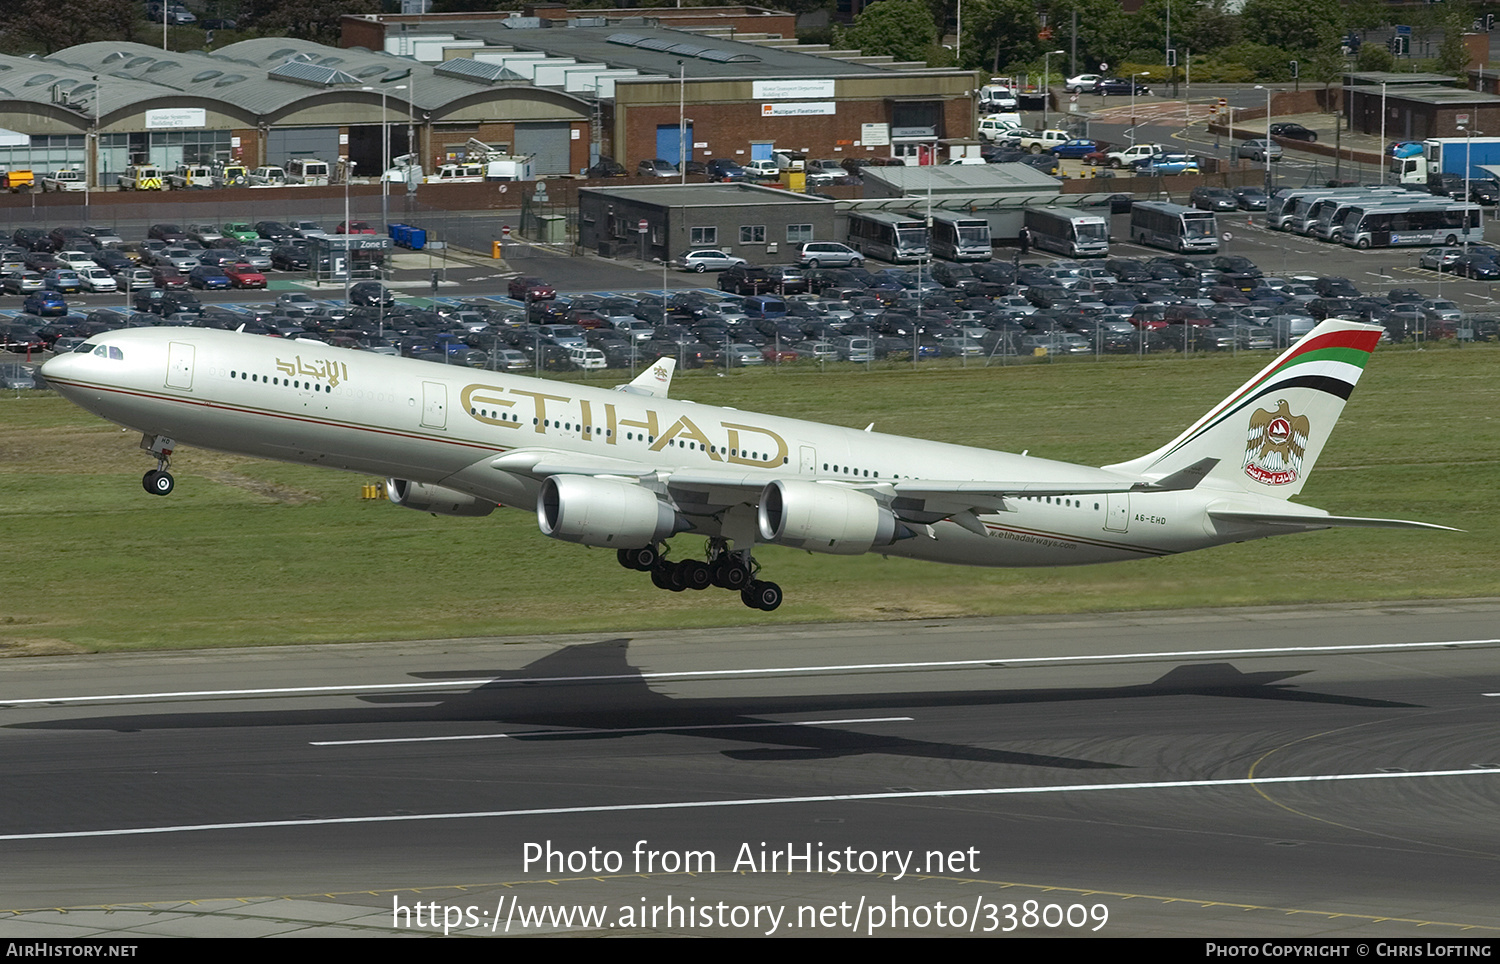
224;262;267;288
151;267;189;289
336;221;377;234
508;276;556;301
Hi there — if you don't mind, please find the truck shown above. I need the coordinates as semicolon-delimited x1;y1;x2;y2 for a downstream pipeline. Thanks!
213;161;249;188
977;82;1018;112
117;163;163;190
166;163;213;189
1391;136;1500;187
976;113;1024;143
41;169;86;192
457;138;535;181
285;158;332;185
1015;129;1072;155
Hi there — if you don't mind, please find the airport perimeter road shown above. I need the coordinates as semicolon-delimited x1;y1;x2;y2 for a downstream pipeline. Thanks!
1;601;1497;938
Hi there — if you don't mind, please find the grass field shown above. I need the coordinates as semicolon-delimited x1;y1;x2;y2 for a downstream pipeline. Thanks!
2;344;1495;654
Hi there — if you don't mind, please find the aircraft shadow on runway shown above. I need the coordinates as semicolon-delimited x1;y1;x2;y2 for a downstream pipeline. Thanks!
7;639;1419;772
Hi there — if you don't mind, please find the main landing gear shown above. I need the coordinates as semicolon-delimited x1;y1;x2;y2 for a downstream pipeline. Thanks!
140;434;176;496
616;540;783;611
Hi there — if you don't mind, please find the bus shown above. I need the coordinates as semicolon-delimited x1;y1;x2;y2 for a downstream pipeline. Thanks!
929;212;992;261
1338;199;1482;248
1023;206;1110;258
845;211;928;262
1291;187;1409;236
1128;201;1217;253
1313;193;1449;242
1267;186;1391;232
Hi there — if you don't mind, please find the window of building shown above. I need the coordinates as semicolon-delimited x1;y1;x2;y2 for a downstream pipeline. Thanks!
691;226;717;245
740;224;766;244
786;224;814;243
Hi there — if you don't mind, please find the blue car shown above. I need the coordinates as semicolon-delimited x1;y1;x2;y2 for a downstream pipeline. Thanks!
23;290;67;316
1132;153;1200;175
188;265;231;290
1050;138;1102;159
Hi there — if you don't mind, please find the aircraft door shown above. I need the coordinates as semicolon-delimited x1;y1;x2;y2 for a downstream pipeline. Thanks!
421;381;447;430
800;445;816;475
1104;493;1130;532
166;342;194;390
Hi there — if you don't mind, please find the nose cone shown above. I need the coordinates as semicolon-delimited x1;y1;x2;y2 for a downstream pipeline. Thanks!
40;349;83;383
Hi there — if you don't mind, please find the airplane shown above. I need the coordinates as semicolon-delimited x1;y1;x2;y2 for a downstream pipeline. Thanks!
39;319;1452;612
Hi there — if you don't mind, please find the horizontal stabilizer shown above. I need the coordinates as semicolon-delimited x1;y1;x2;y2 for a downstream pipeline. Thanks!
1209;509;1460;532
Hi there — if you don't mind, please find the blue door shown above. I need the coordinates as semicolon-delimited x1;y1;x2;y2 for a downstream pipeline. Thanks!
655;124;693;166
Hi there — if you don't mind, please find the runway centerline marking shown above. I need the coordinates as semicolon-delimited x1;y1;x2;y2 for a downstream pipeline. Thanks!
309;716;916;746
3;639;1495;708
2;768;1496;842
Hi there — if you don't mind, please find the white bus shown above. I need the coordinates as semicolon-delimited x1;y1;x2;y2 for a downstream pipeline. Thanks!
845;211;928;263
929;213;992;261
1339;199;1482;248
1024;206;1110;258
1128;201;1218;253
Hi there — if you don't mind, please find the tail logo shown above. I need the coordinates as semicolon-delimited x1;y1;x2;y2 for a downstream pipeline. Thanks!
1244;400;1310;486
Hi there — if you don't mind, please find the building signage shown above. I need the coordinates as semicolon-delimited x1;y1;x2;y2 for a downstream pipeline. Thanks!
752;80;836;100
861;123;890;146
145;108;206;130
761;102;836;117
891;126;937;139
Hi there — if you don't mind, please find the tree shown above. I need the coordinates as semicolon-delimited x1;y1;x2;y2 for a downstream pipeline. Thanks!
1434;8;1474;77
960;0;1042;72
1239;0;1342;56
9;0;139;53
840;0;940;65
242;0;382;46
1038;0;1129;71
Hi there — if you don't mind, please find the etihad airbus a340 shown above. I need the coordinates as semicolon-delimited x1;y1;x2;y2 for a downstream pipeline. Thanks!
40;320;1450;611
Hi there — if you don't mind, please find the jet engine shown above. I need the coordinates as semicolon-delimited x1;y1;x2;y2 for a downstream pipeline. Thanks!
385;479;496;517
757;479;906;555
537;475;682;547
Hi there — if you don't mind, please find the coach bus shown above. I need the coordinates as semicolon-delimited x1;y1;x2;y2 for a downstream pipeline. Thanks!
928;212;992;261
845;211;929;263
1128;201;1218;253
1023;206;1110;258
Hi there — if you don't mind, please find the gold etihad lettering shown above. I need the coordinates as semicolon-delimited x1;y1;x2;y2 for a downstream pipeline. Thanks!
649;414;722;461
459;384;788;464
460;384;520;428
274;355;349;387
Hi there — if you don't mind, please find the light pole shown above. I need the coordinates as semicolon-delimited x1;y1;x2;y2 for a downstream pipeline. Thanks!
1129;72;1150;144
1255;84;1276;195
342;159;356;306
1041;49;1065;130
678;60;687;184
1464;125;1484;250
381;83;406;236
1380;81;1388;184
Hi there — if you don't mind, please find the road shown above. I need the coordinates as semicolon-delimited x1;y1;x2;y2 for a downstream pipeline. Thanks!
1;601;1497;937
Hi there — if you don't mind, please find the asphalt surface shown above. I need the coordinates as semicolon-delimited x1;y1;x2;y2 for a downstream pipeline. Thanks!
1;601;1497;938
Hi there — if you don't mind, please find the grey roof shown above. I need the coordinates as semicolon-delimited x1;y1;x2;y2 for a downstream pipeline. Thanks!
1344;71;1461;87
432;24;886;80
858;164;1064;196
0;53;188;119
580;182;834;208
1378;85;1500;107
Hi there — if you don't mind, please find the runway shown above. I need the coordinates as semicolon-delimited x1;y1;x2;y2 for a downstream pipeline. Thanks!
1;600;1497;938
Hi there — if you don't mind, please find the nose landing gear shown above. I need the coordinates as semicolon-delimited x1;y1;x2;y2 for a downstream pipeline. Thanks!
139;435;176;496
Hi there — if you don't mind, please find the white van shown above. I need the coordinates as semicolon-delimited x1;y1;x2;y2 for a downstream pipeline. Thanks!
567;345;607;370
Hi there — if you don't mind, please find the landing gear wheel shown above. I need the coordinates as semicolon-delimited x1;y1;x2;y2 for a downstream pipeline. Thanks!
650;562;677;591
741;580;783;612
143;470;174;496
719;561;751;591
618;544;660;571
680;559;713;591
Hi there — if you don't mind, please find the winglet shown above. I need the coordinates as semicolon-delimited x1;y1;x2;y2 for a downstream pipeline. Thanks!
615;357;676;398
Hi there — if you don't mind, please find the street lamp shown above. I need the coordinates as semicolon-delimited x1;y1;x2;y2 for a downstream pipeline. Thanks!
1041;49;1065;130
342;159;356;306
381;83;406;236
1130;72;1150;144
678;60;687;185
1379;81;1388;184
1464;125;1484;250
1255;84;1277;195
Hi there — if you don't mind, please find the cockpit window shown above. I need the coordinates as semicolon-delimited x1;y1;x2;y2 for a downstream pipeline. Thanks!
90;345;124;360
77;342;96;353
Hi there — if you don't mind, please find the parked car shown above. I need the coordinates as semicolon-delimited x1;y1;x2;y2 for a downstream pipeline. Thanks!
796;241;863;269
636;159;677;178
1232;186;1268;210
1093;77;1150;95
585;158;627;178
508;276;557;301
1064;73;1103;92
1190;187;1238;212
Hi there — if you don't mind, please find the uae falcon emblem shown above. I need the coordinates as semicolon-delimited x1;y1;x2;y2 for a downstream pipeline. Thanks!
1243;399;1310;486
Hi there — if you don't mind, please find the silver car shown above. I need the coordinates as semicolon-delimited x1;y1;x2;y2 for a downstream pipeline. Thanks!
1237;139;1283;162
796;241;863;268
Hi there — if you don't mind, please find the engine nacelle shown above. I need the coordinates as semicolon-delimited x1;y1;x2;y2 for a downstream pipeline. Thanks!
757;479;902;555
385;479;496;517
537;475;681;548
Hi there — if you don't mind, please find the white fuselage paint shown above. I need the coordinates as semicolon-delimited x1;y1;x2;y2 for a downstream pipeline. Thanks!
42;328;1284;568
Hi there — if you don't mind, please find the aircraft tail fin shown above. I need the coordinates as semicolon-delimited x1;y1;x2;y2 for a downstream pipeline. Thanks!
1103;320;1384;500
615;357;676;398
